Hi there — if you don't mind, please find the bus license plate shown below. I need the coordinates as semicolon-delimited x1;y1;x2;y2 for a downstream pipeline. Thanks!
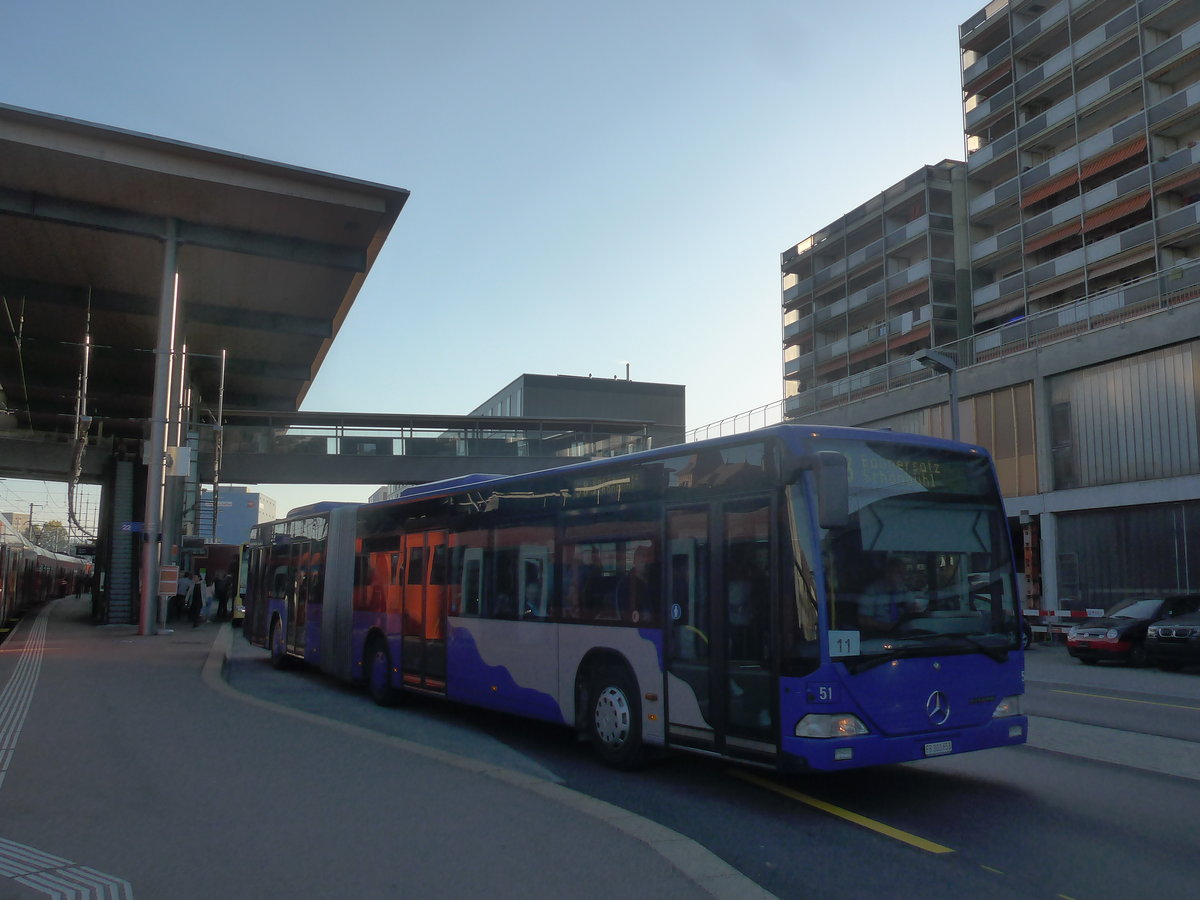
924;740;953;757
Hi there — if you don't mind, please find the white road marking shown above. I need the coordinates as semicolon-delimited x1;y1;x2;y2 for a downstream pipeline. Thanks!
0;606;135;898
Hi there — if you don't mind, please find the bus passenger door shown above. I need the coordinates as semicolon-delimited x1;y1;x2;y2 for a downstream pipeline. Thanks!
424;531;448;690
720;498;775;757
401;534;426;686
666;500;776;761
287;540;311;656
665;508;715;751
402;530;449;693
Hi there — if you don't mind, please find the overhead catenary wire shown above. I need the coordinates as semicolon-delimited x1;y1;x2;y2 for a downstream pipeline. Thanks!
1;295;33;429
67;289;96;542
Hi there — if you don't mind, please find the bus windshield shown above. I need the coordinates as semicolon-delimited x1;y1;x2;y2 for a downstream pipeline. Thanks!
806;439;1020;670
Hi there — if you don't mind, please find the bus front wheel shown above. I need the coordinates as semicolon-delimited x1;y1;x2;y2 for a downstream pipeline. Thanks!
588;667;646;770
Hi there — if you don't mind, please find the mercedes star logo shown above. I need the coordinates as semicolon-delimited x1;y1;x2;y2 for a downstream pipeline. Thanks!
926;690;950;726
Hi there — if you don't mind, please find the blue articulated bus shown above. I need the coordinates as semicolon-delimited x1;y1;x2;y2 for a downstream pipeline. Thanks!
243;424;1026;770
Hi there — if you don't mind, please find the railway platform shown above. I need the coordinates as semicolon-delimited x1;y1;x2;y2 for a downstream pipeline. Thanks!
0;594;769;900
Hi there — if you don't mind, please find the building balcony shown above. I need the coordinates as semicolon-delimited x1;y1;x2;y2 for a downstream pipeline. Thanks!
1014;44;1073;99
784;390;817;419
972;222;1025;261
783;314;814;342
814;338;848;365
784;349;815;380
1144;18;1200;79
963;38;1013;90
967;129;1018;170
1153;142;1200;186
966;82;1016;131
844;236;886;276
814;296;850;325
812;255;849;291
885;214;939;251
1083;219;1156;266
1155;201;1200;241
846;279;887;314
1148;82;1200;130
1017;93;1080;147
959;0;1007;45
1071;4;1138;62
1011;0;1068;54
972;260;1200;362
782;278;814;306
970;176;1022;217
885;258;943;294
973;268;1026;309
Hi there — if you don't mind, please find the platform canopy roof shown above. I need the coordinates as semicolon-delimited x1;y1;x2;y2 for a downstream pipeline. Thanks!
0;103;409;443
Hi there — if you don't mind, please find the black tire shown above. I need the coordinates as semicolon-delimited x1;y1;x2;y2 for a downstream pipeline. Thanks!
1128;643;1149;667
269;617;289;670
587;666;647;769
365;637;399;706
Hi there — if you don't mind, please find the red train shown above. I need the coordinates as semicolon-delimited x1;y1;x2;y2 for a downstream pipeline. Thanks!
0;515;91;638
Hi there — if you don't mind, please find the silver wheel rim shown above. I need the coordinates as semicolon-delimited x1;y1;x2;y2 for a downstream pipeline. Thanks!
594;685;631;748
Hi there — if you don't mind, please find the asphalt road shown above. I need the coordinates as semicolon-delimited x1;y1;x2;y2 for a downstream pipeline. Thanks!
223;634;1200;899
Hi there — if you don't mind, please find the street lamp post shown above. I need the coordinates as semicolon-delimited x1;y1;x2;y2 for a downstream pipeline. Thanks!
916;349;960;442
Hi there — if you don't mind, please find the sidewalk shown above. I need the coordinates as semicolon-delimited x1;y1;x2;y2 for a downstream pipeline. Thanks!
0;595;771;900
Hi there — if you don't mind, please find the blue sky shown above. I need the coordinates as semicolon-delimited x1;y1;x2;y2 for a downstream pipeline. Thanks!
3;0;982;519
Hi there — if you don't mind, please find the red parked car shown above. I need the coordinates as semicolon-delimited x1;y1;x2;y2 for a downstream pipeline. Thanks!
1067;595;1200;666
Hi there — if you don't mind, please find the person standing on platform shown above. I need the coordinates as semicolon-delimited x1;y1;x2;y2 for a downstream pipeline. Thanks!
173;569;194;623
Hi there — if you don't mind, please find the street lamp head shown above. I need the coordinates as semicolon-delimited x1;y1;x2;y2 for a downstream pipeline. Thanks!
916;348;957;375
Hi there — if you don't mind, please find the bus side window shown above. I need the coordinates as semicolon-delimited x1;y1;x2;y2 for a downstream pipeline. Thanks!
461;549;483;617
520;557;547;619
491;549;518;619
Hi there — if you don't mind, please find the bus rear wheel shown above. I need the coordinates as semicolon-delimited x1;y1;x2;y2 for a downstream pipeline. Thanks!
269;618;289;670
365;638;398;706
588;667;646;770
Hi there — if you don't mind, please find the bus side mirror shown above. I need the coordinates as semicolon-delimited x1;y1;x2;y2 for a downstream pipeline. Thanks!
795;451;849;530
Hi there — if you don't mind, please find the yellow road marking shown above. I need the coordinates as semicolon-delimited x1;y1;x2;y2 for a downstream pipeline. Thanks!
1049;688;1200;712
731;771;955;854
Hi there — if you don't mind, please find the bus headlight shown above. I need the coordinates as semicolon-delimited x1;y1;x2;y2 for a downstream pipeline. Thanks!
795;713;870;738
992;696;1022;718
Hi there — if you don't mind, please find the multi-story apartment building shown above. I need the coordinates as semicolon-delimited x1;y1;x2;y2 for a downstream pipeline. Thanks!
782;163;965;419
962;0;1199;330
779;0;1200;616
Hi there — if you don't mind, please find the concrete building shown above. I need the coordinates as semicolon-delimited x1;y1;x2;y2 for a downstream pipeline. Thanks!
470;373;686;456
369;374;687;505
197;486;276;545
780;0;1200;615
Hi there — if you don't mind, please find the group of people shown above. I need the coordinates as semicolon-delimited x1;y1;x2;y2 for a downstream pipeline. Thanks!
171;568;233;627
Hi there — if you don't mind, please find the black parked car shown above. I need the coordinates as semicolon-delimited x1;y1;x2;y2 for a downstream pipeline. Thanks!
1066;595;1200;666
1146;609;1200;671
